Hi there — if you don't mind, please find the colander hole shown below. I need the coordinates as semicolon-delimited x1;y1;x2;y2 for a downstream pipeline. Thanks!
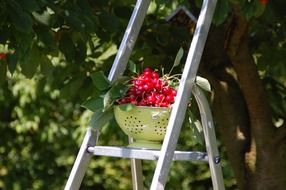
135;117;137;120
130;116;133;118
126;117;129;119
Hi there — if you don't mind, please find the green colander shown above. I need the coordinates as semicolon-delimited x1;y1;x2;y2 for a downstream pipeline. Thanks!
114;105;171;149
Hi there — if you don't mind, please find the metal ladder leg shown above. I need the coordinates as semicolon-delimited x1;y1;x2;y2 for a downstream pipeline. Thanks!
108;0;151;82
65;128;99;190
150;0;218;189
107;0;151;189
193;86;225;190
65;1;151;189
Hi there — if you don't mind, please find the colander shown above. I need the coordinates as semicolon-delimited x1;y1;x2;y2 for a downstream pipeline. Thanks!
114;105;171;149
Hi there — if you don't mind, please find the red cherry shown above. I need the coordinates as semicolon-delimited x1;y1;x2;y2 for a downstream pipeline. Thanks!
138;100;147;106
152;72;159;79
143;71;152;78
171;89;177;96
147;95;156;104
155;94;165;101
135;89;143;96
143;68;153;72
162;86;172;95
165;95;175;103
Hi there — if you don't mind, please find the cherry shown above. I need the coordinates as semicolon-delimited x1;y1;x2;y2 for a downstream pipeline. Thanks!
143;67;153;72
165;95;175;103
116;68;177;107
152;72;159;79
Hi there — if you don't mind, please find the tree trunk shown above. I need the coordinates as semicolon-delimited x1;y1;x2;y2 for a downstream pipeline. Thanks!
200;9;286;190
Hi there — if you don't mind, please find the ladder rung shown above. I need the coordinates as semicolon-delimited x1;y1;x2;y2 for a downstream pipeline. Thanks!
87;146;208;162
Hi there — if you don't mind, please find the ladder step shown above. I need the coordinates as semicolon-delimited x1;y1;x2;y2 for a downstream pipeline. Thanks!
87;146;208;162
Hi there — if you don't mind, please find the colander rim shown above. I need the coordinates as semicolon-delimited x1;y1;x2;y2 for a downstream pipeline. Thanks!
114;104;172;111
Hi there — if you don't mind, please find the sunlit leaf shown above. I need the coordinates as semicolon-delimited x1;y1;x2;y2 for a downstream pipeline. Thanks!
89;109;113;129
188;110;204;145
173;47;184;68
82;97;104;112
195;76;211;92
103;81;129;111
128;60;137;74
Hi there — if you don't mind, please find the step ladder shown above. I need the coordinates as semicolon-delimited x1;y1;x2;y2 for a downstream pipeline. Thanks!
65;0;224;189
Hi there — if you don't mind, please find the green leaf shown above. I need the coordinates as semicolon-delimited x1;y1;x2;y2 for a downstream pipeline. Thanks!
0;61;7;85
82;97;104;112
103;81;129;111
20;45;41;78
60;78;84;100
128;60;137;74
59;34;75;62
8;1;33;33
89;109;113;129
99;11;120;33
118;103;135;111
65;11;85;32
253;0;266;18
7;53;18;75
90;71;111;91
212;0;230;25
32;10;53;26
195;76;211;92
40;55;54;77
74;38;87;64
173;47;184;68
17;0;40;12
188;110;204;145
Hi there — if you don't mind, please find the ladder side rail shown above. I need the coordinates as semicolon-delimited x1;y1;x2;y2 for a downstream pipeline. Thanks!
129;136;144;190
64;128;99;190
150;0;217;189
108;0;151;81
65;1;151;189
193;85;225;190
108;1;151;189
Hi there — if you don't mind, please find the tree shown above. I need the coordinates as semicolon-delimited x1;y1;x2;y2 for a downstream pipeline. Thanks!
201;0;286;189
0;0;285;189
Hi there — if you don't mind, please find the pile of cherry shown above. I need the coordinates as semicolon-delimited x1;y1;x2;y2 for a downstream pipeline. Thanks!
117;68;177;107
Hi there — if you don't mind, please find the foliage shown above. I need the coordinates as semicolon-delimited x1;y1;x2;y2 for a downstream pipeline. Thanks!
0;0;285;189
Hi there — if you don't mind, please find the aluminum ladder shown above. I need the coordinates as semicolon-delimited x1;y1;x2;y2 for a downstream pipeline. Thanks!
65;0;224;189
